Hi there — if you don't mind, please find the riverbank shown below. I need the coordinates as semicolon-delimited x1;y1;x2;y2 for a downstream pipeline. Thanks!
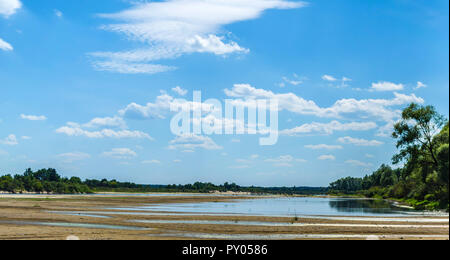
0;195;448;240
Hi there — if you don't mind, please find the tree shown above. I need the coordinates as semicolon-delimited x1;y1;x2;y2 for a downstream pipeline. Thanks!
392;103;446;168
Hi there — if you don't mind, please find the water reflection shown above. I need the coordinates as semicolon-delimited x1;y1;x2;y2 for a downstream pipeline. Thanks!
328;198;411;214
111;197;424;217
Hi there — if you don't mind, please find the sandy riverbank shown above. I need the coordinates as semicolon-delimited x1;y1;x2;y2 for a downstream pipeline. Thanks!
0;195;448;240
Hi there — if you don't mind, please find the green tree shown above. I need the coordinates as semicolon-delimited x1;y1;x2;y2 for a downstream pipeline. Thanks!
392;103;446;168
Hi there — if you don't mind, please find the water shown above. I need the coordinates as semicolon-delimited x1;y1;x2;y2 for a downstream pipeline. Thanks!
149;232;449;240
0;220;150;230
129;219;449;228
111;197;428;217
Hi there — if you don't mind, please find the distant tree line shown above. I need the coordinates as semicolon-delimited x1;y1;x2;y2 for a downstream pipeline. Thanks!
0;168;92;194
1;169;327;195
329;104;449;210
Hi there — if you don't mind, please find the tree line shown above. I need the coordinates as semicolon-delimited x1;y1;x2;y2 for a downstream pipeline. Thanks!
329;104;449;210
1;169;327;195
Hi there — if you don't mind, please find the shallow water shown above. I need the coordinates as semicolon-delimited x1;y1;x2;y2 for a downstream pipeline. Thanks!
149;232;449;240
111;197;431;217
129;219;449;228
0;220;150;230
47;211;112;219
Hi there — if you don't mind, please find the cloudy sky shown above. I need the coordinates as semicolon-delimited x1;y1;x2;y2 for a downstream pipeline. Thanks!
0;0;448;186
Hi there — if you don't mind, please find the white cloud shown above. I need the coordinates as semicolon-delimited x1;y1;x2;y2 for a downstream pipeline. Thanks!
342;77;352;82
250;154;259;159
92;60;175;74
338;136;384;147
0;0;21;18
57;152;91;163
0;134;18;145
119;93;175;119
0;0;21;52
54;9;63;18
172;86;188;96
0;38;13;51
322;75;337;82
91;0;306;73
169;134;222;150
282;74;303;86
281;121;377;136
173;159;182;163
102;148;137;159
365;154;375;158
20;114;47;121
318;154;335;160
265;155;306;167
345;160;373;167
56;122;152;140
224;84;423;123
304;144;343;150
83;116;127;129
21;136;31;140
142;159;161;164
415;81;427;90
371;81;404;92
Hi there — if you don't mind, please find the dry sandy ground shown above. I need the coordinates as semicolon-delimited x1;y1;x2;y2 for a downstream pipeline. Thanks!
0;195;448;240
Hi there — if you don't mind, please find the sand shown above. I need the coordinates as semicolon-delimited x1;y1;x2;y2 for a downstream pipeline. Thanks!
0;194;448;240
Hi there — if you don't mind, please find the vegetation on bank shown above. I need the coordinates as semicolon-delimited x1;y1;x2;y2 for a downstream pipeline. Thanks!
329;104;449;211
1;168;327;195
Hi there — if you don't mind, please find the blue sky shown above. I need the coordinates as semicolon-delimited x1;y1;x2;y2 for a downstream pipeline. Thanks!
0;0;448;187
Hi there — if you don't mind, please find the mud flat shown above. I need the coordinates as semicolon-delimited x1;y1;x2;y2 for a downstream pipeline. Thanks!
0;194;448;240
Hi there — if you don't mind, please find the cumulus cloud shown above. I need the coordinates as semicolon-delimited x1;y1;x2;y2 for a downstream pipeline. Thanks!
169;134;222;150
83;116;127;129
119;93;174;119
56;122;152;140
172;86;188;96
415;81;427;90
0;134;18;145
338;136;384;147
322;75;352;88
281;121;377;136
0;0;21;18
20;114;47;121
224;84;424;123
0;38;13;51
322;75;337;82
102;148;137;159
304;144;343;150
90;0;306;74
371;81;404;92
0;0;21;52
